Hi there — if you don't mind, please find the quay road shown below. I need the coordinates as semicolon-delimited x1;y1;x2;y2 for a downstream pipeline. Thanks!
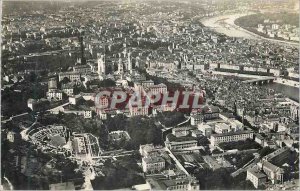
210;71;299;87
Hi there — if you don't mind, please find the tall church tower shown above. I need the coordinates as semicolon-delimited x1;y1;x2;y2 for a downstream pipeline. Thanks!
127;52;132;73
118;58;124;74
97;53;105;76
78;29;86;65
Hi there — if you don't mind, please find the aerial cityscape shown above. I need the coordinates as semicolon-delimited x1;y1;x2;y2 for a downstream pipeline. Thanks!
0;0;299;190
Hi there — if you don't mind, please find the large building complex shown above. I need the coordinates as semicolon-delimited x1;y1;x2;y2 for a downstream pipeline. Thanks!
210;130;254;146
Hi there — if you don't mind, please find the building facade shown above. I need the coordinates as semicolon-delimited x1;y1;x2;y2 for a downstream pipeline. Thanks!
246;166;267;189
210;130;254;146
142;156;165;173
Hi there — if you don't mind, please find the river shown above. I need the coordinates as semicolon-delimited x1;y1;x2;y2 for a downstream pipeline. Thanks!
201;13;299;47
265;83;299;102
202;13;299;102
201;13;256;39
211;71;299;102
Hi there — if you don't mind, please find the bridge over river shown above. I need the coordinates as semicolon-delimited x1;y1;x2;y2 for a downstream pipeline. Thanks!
242;77;276;85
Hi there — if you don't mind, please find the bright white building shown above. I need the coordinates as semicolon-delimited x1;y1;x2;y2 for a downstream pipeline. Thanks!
210;130;254;146
142;156;165;173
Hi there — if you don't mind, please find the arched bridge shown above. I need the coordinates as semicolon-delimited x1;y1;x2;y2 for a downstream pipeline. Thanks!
242;77;276;85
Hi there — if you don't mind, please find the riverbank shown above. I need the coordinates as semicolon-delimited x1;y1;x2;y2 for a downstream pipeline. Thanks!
200;13;299;47
211;71;299;87
201;13;256;39
211;70;299;102
274;78;299;87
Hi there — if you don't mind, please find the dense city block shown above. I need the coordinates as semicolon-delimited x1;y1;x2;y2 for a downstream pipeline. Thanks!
1;0;299;190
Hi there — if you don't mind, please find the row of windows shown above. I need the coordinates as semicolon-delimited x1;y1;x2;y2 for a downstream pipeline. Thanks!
59;75;80;81
63;89;73;95
131;108;148;111
47;92;63;100
215;129;229;134
214;134;253;142
146;162;165;167
247;173;259;182
84;111;92;117
171;143;197;149
150;88;167;93
131;111;148;116
74;68;91;72
169;184;188;190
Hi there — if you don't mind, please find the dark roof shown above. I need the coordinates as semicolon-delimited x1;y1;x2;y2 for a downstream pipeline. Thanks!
247;166;267;179
255;133;265;140
166;133;197;142
143;156;165;163
220;112;235;118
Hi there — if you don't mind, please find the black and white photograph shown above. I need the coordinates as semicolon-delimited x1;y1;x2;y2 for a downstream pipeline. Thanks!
0;0;299;190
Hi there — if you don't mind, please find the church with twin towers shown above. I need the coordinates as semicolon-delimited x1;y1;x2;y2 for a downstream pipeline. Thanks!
97;49;133;79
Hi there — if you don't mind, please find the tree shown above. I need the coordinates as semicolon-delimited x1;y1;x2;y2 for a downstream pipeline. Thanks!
229;172;256;190
128;81;134;87
91;160;145;190
194;168;232;189
212;149;223;154
156;111;185;127
145;127;162;145
219;139;261;150
236;153;254;168
258;146;275;158
99;79;116;87
105;114;127;131
61;77;71;85
27;72;37;83
73;84;87;94
274;123;279;132
198;136;210;145
124;140;135;150
292;143;299;149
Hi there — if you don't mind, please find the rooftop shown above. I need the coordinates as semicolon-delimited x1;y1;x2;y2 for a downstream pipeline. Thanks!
166;133;197;142
247;166;267;179
264;147;290;161
262;160;284;174
142;156;165;164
